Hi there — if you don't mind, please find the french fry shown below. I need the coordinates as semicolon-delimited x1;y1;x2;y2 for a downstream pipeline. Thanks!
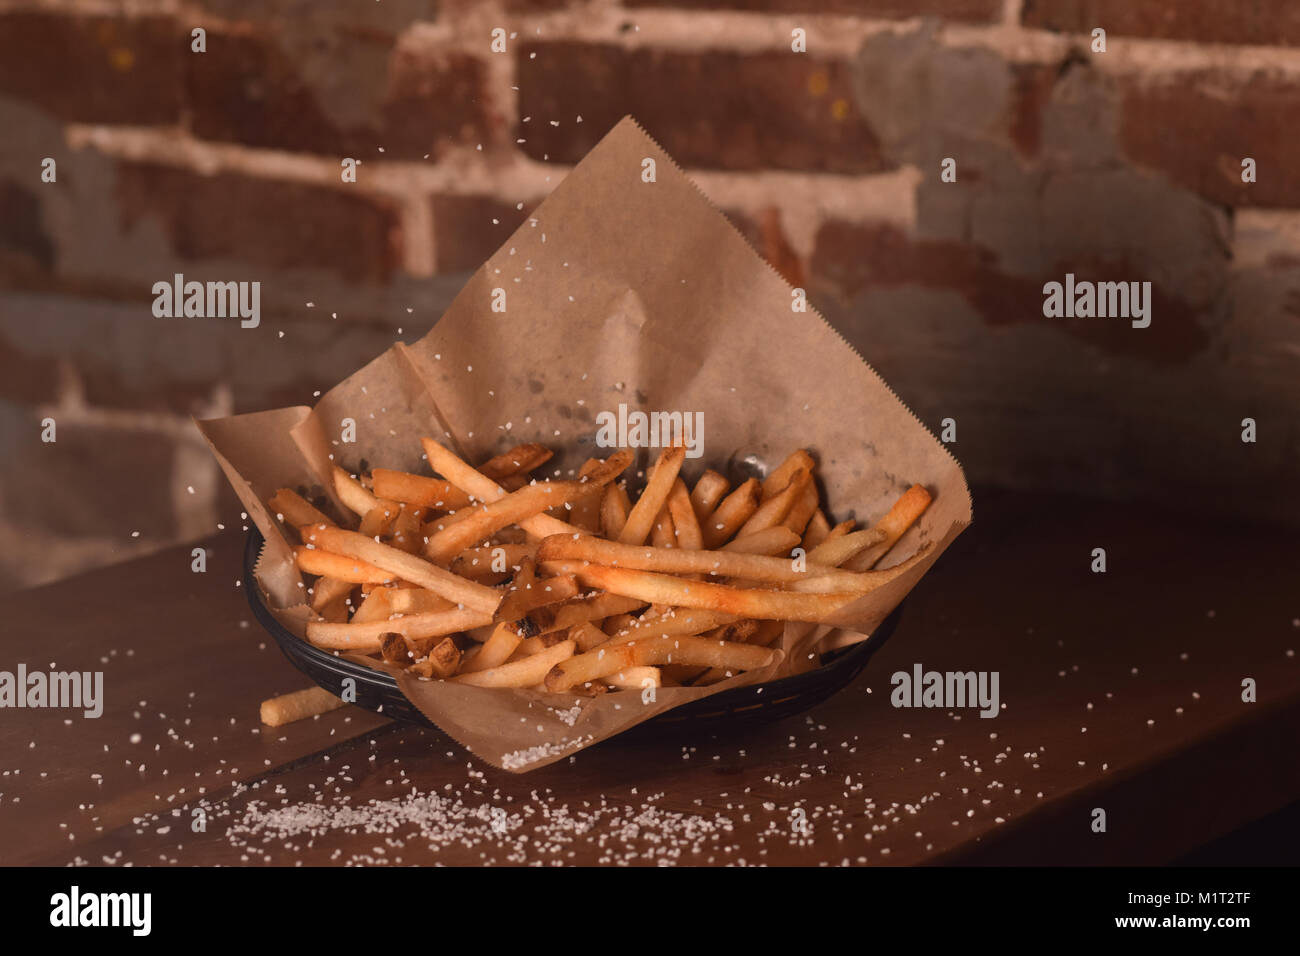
601;482;632;539
309;575;354;612
689;469;730;523
388;589;456;615
598;607;739;648
537;534;873;589
333;465;379;517
824;520;854;542
300;525;501;615
802;509;832;549
408;636;462;678
459;622;524;674
527;591;647;635
573;565;860;622
737;468;810;537
605;666;661;690
722;526;801;556
701;478;759;548
389;506;424;554
294;546;394;585
306;605;493;652
479;443;553;484
545;633;775;692
260;686;347;727
666;478;703;551
493;573;580;623
423;458;628;564
452;639;576;688
351;587;397;624
806;527;887;568
269;488;334;531
358;500;402;538
570;621;610;652
371;469;471;511
782;481;820;535
570;458;604;533
379;631;411;667
843;484;933;571
420;437;587;539
619;446;687;545
649;503;677;549
761;449;815;500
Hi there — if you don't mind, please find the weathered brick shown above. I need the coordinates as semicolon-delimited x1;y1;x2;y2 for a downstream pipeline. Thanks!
0;13;184;124
187;26;493;159
811;220;1210;364
431;195;534;274
1023;0;1300;48
622;0;1003;19
1120;71;1300;208
515;43;888;173
114;162;403;283
0;414;180;539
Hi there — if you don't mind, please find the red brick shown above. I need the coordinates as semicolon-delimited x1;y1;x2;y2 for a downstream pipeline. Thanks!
622;0;1002;20
515;43;888;174
114;162;403;283
1120;71;1300;208
431;195;536;274
811;220;1209;364
1023;0;1300;48
187;26;493;159
0;419;180;538
0;12;184;124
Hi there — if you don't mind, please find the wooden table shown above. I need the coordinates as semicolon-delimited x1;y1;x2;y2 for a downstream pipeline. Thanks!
4;489;1298;866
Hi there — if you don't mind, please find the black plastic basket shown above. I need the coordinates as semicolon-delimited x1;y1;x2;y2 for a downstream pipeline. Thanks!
243;529;902;737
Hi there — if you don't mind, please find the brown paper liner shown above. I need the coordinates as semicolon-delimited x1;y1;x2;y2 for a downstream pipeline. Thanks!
197;116;972;772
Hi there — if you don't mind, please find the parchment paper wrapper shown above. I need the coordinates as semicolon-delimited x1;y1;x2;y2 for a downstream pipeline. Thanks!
198;116;972;772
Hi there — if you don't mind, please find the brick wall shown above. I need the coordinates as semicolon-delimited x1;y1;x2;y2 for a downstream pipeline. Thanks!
1;0;1299;590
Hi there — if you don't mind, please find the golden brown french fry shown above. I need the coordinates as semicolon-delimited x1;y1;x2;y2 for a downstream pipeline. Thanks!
306;605;493;652
316;593;351;623
423;459;628;564
802;509;832;549
379;631;412;667
574;565;860;622
600;483;631;539
666;478;703;550
449;543;536;576
722;526;801;556
452;639;575;688
388;588;456;615
300;525;500;615
690;469;730;523
371;469;471;511
269;488;334;531
605;666;661;690
761;449;815;500
294;546;394;585
701;478;760;548
569;458;604;533
570;621;610;652
619;446;687;545
408;636;462;678
782;481;820;536
806;527;887;568
538;534;872;589
737;468;810;537
389;506;424;554
358;500;402;538
527;592;647;635
260;686;346;727
420;437;586;539
333;465;379;517
824;520;854;541
598;607;738;648
479;443;553;483
460;621;526;674
649;503;677;549
843;484;933;571
494;573;580;623
545;634;775;692
309;575;354;612
351;586;396;624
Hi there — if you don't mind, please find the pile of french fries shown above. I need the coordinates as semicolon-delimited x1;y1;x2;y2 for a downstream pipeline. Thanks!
266;438;931;697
